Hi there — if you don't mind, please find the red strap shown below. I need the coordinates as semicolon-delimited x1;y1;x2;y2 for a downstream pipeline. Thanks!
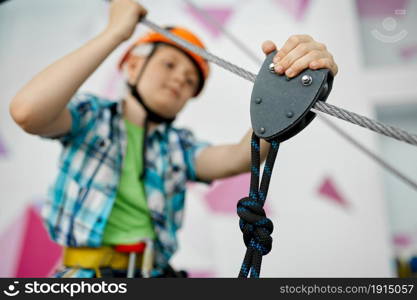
115;242;146;253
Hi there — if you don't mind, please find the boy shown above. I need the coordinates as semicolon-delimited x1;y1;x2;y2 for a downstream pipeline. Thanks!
9;0;338;277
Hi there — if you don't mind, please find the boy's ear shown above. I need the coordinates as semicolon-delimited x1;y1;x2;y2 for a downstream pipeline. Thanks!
124;55;146;84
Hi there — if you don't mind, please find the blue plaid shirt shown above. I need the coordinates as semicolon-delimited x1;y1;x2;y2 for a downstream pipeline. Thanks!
41;93;210;271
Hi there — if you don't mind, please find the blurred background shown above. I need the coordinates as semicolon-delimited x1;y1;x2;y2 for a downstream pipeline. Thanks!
0;0;416;277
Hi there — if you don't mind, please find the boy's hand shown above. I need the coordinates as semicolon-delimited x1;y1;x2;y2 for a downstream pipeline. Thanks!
105;0;148;42
262;35;338;78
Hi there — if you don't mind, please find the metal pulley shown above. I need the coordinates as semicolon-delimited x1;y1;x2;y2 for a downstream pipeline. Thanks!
250;50;333;142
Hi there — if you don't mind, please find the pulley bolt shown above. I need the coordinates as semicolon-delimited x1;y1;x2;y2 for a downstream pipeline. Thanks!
255;97;262;104
268;63;276;73
301;74;313;86
260;127;266;134
286;111;294;118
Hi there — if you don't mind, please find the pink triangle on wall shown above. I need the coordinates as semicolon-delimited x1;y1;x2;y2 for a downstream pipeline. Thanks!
400;45;417;60
188;270;216;278
393;233;413;248
204;173;271;215
185;4;234;38
0;135;8;158
0;213;27;277
317;177;350;208
274;0;311;22
15;206;63;277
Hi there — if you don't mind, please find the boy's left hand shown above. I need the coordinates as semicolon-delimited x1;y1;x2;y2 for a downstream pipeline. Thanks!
262;35;338;78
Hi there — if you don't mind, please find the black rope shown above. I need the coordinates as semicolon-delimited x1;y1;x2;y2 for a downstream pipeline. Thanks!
237;133;280;278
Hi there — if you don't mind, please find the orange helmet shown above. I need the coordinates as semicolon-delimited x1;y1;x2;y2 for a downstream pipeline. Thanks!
119;26;209;96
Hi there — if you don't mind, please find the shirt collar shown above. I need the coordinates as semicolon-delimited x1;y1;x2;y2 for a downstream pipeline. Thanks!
118;99;171;138
148;122;170;139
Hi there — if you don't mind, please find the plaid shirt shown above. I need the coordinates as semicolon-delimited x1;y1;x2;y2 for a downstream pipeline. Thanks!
41;93;210;271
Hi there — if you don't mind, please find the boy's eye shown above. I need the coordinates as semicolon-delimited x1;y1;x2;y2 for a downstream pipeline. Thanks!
186;78;196;87
164;61;175;69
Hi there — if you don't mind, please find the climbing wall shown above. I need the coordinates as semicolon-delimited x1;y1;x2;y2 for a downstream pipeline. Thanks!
1;0;416;278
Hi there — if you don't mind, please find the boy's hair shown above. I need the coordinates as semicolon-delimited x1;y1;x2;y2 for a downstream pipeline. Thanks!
119;26;210;96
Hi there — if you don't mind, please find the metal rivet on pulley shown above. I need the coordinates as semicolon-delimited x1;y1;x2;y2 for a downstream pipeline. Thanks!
268;63;276;73
286;111;294;118
259;127;266;134
255;97;262;104
301;74;313;86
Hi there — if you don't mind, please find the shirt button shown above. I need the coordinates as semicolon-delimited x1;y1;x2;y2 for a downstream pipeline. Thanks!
173;165;180;172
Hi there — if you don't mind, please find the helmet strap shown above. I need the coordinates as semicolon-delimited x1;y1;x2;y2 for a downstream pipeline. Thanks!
127;83;175;124
127;43;176;124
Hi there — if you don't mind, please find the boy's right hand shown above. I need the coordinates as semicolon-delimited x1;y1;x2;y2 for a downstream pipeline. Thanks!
105;0;148;43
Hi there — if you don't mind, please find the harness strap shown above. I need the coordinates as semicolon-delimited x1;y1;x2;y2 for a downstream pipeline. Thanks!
63;246;143;270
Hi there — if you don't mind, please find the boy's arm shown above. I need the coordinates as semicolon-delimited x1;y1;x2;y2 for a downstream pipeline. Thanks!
196;36;338;182
195;129;270;182
9;0;147;137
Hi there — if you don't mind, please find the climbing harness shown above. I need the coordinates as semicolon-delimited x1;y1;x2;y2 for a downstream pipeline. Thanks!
63;239;153;278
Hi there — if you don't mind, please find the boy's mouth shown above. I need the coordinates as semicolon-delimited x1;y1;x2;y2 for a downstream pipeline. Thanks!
164;86;180;99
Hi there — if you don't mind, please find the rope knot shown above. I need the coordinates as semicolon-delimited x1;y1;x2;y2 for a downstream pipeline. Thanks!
237;197;273;256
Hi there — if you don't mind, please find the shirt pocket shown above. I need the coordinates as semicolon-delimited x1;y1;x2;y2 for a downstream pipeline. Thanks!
85;134;112;160
85;135;118;193
60;134;113;187
165;162;187;195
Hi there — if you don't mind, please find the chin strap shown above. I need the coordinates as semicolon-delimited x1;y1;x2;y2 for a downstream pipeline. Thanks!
127;42;176;125
127;83;176;124
128;81;175;181
126;44;176;181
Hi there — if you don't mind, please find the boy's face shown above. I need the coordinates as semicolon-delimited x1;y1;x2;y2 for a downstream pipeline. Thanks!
128;44;200;118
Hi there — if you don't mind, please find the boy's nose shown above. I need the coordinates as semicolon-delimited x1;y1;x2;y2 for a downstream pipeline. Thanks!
171;70;187;86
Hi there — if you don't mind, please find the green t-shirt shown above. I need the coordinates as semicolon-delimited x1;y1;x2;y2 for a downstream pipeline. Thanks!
102;118;156;245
